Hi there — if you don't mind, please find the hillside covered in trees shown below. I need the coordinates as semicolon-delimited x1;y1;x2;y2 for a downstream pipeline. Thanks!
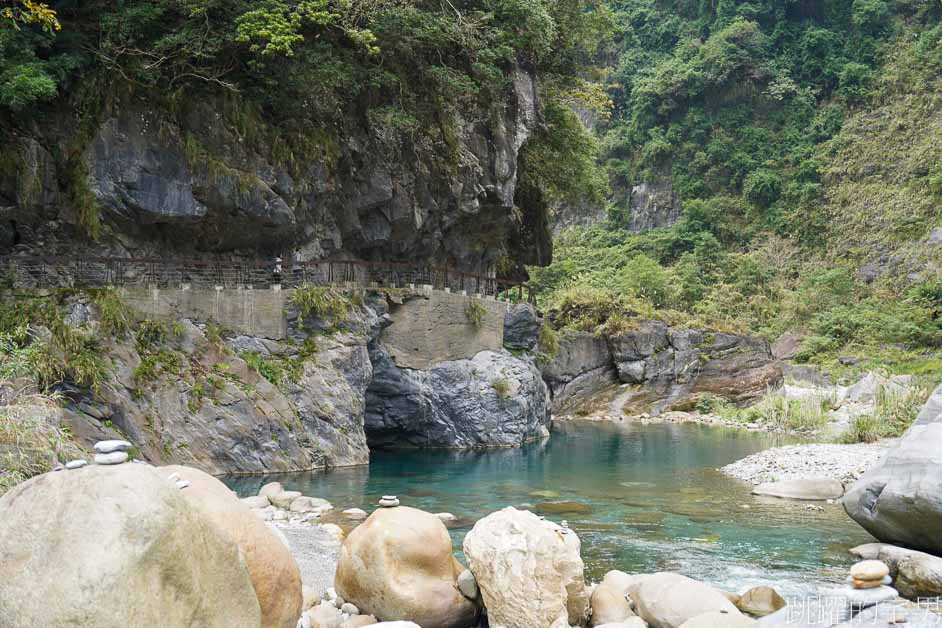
533;0;942;374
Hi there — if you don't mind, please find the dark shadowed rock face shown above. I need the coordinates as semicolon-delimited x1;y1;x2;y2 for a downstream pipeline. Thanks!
843;384;942;556
365;346;551;449
5;68;540;271
503;304;541;351
541;322;782;415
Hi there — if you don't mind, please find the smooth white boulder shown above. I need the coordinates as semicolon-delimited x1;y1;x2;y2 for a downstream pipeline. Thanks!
628;573;741;628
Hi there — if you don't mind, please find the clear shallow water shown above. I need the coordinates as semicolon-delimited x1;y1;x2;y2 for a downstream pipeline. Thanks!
225;421;873;596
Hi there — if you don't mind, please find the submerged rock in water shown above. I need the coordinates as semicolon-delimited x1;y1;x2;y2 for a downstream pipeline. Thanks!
752;479;844;501
537;500;593;515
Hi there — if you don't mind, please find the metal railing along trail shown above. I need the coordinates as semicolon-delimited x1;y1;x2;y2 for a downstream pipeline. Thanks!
0;255;536;304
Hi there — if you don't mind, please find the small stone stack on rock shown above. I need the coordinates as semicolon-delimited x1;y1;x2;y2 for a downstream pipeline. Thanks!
379;495;400;507
844;560;897;612
850;560;891;590
94;440;132;465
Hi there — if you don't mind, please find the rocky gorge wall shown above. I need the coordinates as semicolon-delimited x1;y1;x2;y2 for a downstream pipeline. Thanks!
541;320;783;416
1;67;547;273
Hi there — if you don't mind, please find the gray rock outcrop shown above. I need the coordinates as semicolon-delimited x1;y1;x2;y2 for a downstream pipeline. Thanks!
503;303;542;351
542;323;781;416
365;347;551;449
627;179;681;232
843;384;942;555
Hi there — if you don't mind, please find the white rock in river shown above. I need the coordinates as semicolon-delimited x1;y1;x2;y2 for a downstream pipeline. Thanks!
65;460;88;470
94;440;132;454
436;512;457;522
343;508;368;520
340;602;359;615
94;451;129;465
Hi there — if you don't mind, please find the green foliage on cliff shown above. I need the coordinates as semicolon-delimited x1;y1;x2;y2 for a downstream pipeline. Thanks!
0;0;611;222
534;0;942;371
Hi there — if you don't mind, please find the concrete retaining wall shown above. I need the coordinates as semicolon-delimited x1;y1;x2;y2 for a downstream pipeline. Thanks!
381;289;507;369
121;286;287;339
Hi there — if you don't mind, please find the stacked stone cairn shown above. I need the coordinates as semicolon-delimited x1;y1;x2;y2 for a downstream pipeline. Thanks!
841;560;896;619
93;440;132;465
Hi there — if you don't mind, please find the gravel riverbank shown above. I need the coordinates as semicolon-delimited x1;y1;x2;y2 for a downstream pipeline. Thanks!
721;441;894;485
275;523;342;595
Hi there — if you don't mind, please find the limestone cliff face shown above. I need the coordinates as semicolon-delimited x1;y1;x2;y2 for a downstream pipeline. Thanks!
542;321;782;416
1;67;540;272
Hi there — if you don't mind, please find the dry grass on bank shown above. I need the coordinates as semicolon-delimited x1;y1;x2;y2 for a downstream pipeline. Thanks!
0;394;83;495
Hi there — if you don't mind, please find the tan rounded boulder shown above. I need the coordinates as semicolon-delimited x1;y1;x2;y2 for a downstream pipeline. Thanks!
462;507;589;628
736;586;785;617
334;506;477;628
165;465;302;628
0;463;261;627
628;573;741;628
591;570;638;626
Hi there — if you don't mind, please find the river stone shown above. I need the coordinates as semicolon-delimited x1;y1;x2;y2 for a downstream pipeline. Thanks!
436;512;458;522
590;570;637;626
65;459;87;469
340;616;378;628
308;602;343;628
378;497;400;507
843;585;898;608
736;586;786;617
94;451;128;465
334;506;477;628
628;573;741;628
678;611;756;627
270;490;302;509
343;508;368;520
93;439;132;453
596;621;647;628
290;496;332;514
0;464;261;627
259;482;284;499
457;569;479;599
340;602;359;615
463;507;589;628
164;465;302;628
243;495;272;509
751;479;844;501
850;560;889;582
843;384;942;556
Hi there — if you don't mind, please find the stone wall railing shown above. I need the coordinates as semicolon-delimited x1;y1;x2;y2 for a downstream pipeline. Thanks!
0;255;535;303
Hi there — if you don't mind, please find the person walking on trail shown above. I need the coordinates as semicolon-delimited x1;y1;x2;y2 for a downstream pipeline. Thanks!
273;256;283;284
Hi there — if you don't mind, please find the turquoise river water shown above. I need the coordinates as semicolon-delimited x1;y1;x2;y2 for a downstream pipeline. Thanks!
226;420;874;596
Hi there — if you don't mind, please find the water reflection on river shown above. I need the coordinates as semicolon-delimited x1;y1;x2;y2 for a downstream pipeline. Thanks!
225;420;874;595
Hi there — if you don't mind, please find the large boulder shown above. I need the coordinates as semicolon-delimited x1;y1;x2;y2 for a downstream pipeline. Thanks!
627;573;741;628
463;507;589;628
365;348;550;448
736;586;785;617
334;506;477;628
751;479;844;501
590;571;638;626
843;384;942;555
0;464;261;627
164;465;303;628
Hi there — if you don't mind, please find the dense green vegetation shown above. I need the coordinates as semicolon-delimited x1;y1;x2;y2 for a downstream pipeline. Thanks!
0;0;612;236
533;0;942;372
